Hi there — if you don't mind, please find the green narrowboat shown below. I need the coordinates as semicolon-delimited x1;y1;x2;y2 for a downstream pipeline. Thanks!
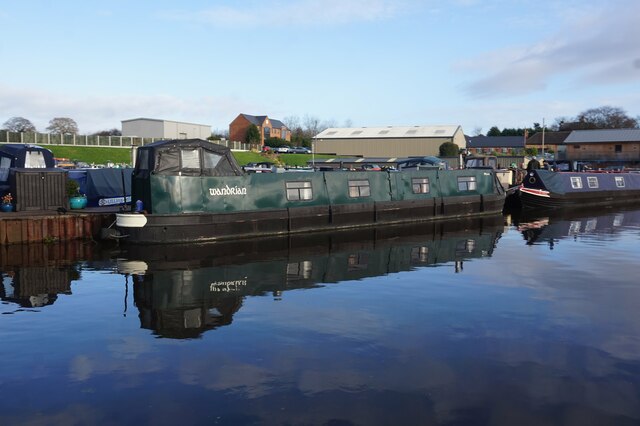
115;139;505;244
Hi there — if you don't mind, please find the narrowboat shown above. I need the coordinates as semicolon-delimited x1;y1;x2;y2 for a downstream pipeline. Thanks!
519;169;640;209
115;139;506;244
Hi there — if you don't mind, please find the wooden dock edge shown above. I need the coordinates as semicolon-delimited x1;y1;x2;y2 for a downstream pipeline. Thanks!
0;212;116;245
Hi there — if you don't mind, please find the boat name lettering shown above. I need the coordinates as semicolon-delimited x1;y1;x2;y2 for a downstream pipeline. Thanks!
208;185;248;196
210;279;248;292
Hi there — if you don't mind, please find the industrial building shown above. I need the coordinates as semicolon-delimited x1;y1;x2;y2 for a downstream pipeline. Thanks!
121;118;211;140
314;125;466;157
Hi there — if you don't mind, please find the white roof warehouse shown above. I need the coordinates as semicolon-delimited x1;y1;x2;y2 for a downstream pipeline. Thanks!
314;125;466;157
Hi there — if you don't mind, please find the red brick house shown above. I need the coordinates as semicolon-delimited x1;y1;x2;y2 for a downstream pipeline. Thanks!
229;114;291;146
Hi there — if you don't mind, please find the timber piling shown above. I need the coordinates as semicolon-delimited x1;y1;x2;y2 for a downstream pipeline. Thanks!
0;210;116;245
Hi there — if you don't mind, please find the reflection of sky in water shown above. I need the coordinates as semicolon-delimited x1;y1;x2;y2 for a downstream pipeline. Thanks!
1;209;640;425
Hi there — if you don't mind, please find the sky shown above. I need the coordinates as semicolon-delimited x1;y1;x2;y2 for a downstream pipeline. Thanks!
1;0;639;135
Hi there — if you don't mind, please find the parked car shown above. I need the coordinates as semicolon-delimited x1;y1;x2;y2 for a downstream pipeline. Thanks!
360;164;382;171
289;146;311;154
261;145;272;152
396;156;447;170
242;162;276;173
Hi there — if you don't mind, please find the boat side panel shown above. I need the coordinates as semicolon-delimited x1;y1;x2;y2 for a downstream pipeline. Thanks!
375;199;436;222
390;170;442;201
323;172;392;204
151;175;182;214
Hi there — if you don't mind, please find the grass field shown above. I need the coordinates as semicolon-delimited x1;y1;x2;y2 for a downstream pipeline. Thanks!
47;146;132;165
44;145;329;167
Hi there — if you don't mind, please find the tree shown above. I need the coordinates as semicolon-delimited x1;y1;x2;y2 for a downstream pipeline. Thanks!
486;126;501;136
47;117;79;134
558;106;638;130
2;117;36;132
92;128;121;136
439;142;460;156
245;124;260;144
576;106;638;129
524;147;538;157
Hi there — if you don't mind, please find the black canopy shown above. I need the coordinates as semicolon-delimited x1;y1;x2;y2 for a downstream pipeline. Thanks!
135;139;244;177
0;144;55;169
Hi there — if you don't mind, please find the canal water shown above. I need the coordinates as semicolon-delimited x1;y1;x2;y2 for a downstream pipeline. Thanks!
1;207;640;425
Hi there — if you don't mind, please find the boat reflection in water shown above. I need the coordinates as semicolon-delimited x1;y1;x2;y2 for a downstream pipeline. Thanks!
512;206;640;247
119;216;503;339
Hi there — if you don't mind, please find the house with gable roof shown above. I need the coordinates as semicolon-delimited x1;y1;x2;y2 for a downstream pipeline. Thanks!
229;113;291;146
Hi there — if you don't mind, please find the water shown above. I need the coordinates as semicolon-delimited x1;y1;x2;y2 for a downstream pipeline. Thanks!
1;209;640;426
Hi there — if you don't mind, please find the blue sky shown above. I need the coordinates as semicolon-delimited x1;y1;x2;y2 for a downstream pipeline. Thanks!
1;0;639;135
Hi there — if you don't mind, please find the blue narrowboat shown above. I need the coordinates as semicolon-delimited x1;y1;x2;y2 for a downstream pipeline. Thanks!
520;169;640;209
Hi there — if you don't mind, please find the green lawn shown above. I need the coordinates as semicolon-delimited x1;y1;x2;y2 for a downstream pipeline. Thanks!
47;146;132;165
44;145;331;167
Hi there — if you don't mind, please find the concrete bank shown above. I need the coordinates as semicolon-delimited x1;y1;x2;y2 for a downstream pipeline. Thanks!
0;209;116;245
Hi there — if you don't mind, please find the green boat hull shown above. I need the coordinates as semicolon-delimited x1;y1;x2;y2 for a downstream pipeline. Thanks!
122;169;505;244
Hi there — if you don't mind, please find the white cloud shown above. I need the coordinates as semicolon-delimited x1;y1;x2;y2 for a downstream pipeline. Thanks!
160;0;405;28
459;0;640;98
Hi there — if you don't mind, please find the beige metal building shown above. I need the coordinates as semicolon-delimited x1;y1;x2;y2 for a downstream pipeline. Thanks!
121;118;211;139
314;125;466;157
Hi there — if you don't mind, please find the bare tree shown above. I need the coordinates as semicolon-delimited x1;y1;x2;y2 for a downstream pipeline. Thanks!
343;118;354;128
472;126;483;136
559;106;638;130
46;117;79;135
2;116;36;132
302;115;320;137
282;115;301;131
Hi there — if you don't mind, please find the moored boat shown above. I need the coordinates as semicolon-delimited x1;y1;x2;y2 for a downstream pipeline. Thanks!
115;139;506;244
519;169;640;209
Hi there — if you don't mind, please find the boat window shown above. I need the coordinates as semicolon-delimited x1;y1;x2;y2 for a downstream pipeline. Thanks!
202;151;222;170
412;177;430;194
411;246;429;263
615;176;625;188
136;149;150;170
347;253;368;270
348;179;370;198
0;156;10;181
457;176;477;191
156;149;180;174
286;181;313;201
181;149;201;170
587;176;599;188
570;176;583;189
25;151;47;168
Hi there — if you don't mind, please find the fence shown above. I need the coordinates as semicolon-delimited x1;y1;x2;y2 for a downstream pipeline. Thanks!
0;130;251;151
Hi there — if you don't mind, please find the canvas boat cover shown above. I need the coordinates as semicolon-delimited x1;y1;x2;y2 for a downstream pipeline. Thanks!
68;168;133;207
135;139;244;177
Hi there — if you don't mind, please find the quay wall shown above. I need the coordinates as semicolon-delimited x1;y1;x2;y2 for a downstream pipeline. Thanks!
0;213;114;245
